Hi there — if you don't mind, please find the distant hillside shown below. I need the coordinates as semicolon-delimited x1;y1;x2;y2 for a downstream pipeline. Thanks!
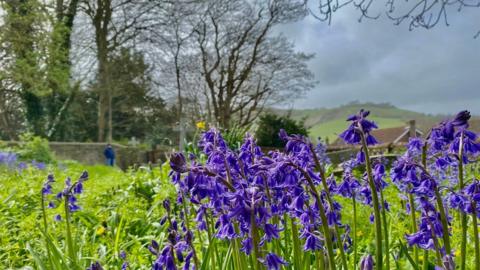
272;102;452;142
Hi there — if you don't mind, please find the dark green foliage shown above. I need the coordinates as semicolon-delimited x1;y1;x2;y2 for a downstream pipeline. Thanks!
255;113;308;147
222;125;252;150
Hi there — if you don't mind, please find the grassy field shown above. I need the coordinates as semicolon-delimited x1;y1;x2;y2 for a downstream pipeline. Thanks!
308;116;406;142
0;161;176;269
273;102;447;141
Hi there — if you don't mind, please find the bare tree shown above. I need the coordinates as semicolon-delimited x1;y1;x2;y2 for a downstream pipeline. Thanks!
194;0;314;129
80;0;157;142
309;0;480;32
145;0;199;149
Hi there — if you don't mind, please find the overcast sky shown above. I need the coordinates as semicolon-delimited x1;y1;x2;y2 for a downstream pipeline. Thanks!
277;4;480;115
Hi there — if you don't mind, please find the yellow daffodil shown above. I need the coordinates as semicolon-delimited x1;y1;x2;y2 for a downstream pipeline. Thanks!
196;121;206;130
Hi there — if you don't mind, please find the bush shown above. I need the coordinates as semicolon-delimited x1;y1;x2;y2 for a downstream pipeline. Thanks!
255;113;308;147
17;133;54;163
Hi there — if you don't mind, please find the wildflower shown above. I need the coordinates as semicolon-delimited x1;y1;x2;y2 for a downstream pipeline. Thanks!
0;152;17;168
260;253;288;270
339;109;378;145
42;174;55;195
196;121;206;130
87;261;103;270
170;153;187;173
96;226;106;235
359;254;374;270
17;162;28;172
303;232;323;251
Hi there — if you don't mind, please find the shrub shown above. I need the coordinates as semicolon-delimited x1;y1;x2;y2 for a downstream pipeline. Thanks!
17;133;54;163
255;112;308;147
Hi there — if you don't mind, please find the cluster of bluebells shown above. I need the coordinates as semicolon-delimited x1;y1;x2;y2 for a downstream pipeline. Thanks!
149;199;197;270
0;151;46;171
167;127;351;270
390;110;479;266
41;171;89;221
161;109;479;270
336;110;389;219
450;179;480;216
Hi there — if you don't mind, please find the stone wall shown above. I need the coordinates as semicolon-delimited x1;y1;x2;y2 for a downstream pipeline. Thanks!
48;142;148;169
3;141;150;169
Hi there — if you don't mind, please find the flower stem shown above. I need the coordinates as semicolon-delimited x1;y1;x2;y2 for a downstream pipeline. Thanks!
422;144;451;255
291;217;303;270
289;163;337;270
181;193;200;270
473;200;480;270
310;144;348;270
41;194;52;266
64;194;75;265
379;188;390;270
407;192;419;267
360;133;383;270
458;131;467;270
250;196;262;270
353;196;358;270
422;249;429;270
316;250;325;270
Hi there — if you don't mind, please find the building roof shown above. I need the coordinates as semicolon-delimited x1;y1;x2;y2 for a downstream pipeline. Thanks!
331;126;423;146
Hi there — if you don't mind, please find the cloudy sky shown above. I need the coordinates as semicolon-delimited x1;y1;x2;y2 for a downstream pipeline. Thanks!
277;3;480;115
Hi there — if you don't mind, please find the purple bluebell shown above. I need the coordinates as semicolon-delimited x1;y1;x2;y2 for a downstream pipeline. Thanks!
170;153;187;173
260;253;288;270
339;109;378;145
87;262;103;270
32;160;46;170
0;152;17;168
42;174;55;195
17;161;28;172
303;232;323;251
359;254;374;270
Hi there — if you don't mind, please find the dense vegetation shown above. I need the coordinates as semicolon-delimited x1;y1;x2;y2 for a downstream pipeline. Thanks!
1;109;479;270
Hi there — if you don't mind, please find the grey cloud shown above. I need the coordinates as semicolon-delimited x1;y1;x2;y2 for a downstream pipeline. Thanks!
277;5;480;114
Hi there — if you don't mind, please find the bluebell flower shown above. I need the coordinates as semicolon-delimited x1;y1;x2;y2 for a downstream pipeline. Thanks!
359;254;374;270
32;160;46;170
260;253;288;270
0;152;17;168
240;237;253;255
17;161;28;172
339;109;378;145
170;153;187;173
303;232;323;251
87;261;103;270
42;174;55;195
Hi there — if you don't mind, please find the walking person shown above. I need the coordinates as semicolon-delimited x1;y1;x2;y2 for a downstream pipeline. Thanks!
104;144;115;166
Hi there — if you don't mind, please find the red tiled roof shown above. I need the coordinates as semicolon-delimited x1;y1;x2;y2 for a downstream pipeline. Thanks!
331;126;417;146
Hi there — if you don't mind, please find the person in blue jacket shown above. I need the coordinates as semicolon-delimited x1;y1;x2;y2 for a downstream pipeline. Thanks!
104;144;115;166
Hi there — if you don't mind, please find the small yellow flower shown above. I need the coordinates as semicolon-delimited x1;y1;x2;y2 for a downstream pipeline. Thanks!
96;226;106;235
455;249;461;257
196;121;206;130
356;230;364;237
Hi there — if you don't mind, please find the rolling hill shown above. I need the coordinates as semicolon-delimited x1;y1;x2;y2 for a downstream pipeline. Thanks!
272;102;453;142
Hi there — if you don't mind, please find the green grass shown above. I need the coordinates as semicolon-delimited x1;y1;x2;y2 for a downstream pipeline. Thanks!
272;102;448;142
0;152;478;269
0;162;176;269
